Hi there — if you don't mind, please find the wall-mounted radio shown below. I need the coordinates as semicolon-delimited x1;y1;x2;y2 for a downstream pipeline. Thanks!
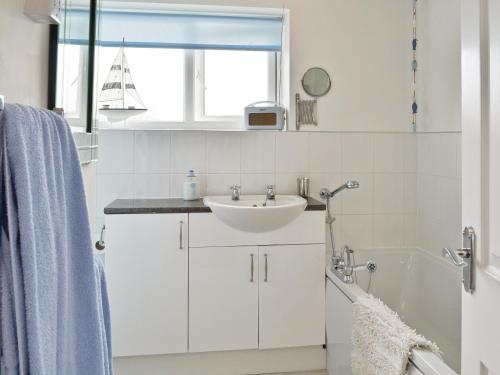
244;101;286;130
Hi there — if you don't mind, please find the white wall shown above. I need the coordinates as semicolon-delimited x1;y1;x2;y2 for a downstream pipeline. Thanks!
0;0;49;106
413;3;462;369
416;133;461;255
417;0;461;133
415;0;462;256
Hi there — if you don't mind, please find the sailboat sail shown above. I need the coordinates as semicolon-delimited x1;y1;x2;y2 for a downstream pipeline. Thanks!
122;53;145;107
99;48;123;105
99;44;146;110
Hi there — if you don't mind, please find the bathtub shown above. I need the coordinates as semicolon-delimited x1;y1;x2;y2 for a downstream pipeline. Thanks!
326;248;461;375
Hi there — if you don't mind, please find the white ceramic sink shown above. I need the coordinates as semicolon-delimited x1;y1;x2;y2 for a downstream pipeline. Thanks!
203;195;308;233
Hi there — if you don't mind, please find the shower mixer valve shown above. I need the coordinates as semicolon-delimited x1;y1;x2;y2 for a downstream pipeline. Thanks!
330;245;377;284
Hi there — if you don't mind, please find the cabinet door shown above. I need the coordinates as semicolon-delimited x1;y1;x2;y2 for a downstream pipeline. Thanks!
106;214;188;356
259;244;325;349
189;246;258;352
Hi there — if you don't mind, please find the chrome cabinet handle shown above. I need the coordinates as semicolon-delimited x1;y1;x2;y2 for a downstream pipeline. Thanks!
250;254;255;282
179;221;184;250
264;254;268;282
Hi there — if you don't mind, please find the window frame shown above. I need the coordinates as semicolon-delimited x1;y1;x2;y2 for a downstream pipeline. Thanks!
96;48;279;130
50;3;290;132
56;44;89;129
192;49;279;125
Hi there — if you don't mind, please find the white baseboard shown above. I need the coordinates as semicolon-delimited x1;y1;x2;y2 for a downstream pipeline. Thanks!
113;346;326;375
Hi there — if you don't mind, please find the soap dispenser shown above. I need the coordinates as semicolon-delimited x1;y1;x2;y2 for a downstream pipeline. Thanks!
183;170;200;201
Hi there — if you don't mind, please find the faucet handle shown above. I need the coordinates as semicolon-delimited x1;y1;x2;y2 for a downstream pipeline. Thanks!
266;185;276;200
230;185;241;201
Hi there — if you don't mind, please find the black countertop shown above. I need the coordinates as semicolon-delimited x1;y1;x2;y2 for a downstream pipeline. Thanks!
104;197;326;215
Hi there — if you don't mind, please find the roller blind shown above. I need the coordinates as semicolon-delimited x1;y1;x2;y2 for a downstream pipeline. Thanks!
58;8;90;45
62;9;283;52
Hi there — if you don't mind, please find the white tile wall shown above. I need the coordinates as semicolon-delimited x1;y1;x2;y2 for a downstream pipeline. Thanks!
341;173;374;215
134;131;171;173
241;132;275;173
415;132;462;256
341;134;374;173
373;174;405;214
241;173;275;195
96;130;420;250
309;133;342;173
276;133;309;173
133;174;170;199
170;131;207;173
98;130;134;174
207;132;241;173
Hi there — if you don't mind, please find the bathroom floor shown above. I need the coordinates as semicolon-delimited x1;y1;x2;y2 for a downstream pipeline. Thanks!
260;371;328;375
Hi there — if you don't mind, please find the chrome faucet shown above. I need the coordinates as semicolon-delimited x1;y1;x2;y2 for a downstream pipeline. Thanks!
266;185;276;200
263;185;276;207
230;185;241;201
331;245;377;284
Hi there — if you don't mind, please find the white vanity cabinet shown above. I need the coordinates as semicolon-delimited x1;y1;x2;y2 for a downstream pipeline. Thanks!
188;212;326;353
105;213;188;357
189;246;259;352
105;207;325;358
258;244;326;349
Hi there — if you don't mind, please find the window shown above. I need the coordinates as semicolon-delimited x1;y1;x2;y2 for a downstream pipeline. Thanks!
56;44;87;123
96;48;277;126
93;4;285;129
197;50;276;118
55;7;91;129
97;47;185;122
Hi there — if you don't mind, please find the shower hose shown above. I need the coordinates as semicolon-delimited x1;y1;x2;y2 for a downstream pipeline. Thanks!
325;196;374;293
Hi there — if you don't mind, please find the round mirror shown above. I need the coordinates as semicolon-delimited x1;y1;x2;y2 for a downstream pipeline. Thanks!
301;67;332;97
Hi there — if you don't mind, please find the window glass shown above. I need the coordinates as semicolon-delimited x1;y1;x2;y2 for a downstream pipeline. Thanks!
97;47;185;122
203;50;273;117
56;44;85;121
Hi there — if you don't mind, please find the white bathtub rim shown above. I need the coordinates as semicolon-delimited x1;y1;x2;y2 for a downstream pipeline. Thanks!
326;268;458;375
332;246;461;274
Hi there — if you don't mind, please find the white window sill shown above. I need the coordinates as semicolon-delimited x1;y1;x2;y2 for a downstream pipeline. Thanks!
97;119;287;131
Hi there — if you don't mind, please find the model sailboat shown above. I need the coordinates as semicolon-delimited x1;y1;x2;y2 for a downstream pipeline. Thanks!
99;40;147;122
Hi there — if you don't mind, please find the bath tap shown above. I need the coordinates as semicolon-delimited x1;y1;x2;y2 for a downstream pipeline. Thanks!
331;246;377;284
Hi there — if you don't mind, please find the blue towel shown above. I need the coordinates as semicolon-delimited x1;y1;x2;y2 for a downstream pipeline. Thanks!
0;104;113;375
94;255;113;375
